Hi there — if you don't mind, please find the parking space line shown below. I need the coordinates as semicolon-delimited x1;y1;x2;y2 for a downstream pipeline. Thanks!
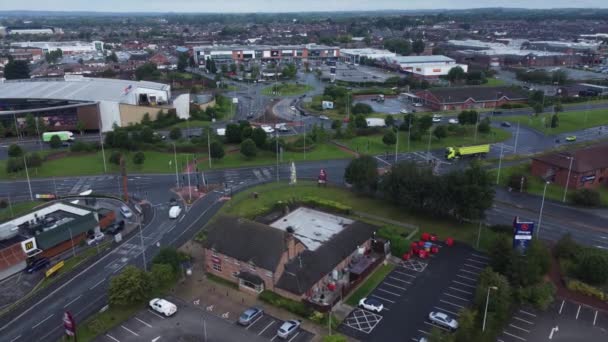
147;310;165;320
105;334;120;342
452;280;477;288
509;324;531;333
471;253;489;260
288;332;300;342
559;300;565;314
513;316;534;325
383;282;407;290
464;263;485;271
443;292;470;302
503;331;526;341
449;286;473;295
389;276;412;284
576;305;581;319
417;329;430;335
593;311;598;326
371;294;396;303
135;317;152;328
519;309;537;317
459;268;480;276
467;258;487;265
440;299;464;309
456;274;477;282
434;306;460;316
393;270;416;278
121;325;139;336
246;315;264;329
259;320;276;336
270;335;278;341
498;339;505;342
424;321;450;332
377;287;401;296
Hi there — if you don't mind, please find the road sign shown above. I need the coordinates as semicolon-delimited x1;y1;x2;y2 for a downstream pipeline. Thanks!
63;311;76;336
513;216;535;254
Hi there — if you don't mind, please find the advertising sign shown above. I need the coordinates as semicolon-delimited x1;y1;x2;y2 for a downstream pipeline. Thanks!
513;216;535;254
63;311;76;336
21;238;38;254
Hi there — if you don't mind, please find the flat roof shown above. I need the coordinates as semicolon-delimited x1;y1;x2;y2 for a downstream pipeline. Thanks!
270;207;353;251
341;48;396;56
194;43;337;51
0;76;169;103
448;39;564;57
389;55;454;64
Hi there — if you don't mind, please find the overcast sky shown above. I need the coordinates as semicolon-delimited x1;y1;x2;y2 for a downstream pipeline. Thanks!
1;0;607;13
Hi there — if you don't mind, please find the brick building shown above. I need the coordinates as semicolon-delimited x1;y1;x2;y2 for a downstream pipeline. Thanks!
203;208;382;310
415;86;528;111
531;144;608;190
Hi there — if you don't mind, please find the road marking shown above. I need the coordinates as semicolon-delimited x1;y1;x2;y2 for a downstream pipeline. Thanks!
593;311;598;326
9;335;20;342
288;332;300;342
270;335;278;341
63;294;83;308
393;270;416;278
383;282;407;290
519;309;537;317
105;334;120;342
449;286;473;295
452;280;477;288
443;292;469;302
467;258;487;265
434;306;460;316
417;329;430;335
424;321;450;331
456;274;477;282
135;317;152;328
464;263;485;271
459;268;480;276
178;215;185;223
471;253;489;260
246;315;264;329
503;331;526;341
389;276;412;284
113;263;128;274
559;300;565;314
371;294;396;303
376;287;401;296
148;309;166;320
259;320;275;335
32;314;54;329
576;305;581;319
440;299;464;309
121;325;139;336
509;324;531;333
514;316;534;325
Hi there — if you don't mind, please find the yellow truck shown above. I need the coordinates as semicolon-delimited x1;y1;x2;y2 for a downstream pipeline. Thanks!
445;144;490;160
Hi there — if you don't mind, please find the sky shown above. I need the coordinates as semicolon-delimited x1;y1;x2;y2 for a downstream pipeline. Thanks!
0;0;607;13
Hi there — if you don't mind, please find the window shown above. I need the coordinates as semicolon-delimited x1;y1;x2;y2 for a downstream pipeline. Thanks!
212;263;222;272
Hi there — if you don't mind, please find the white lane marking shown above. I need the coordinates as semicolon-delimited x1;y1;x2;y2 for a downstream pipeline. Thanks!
32;314;54;329
509;324;531;333
383;282;407;290
452;280;477;288
576;305;581;319
513;316;534;325
63;295;83;308
464;263;485;271
559;300;565;314
270;334;279;341
424;321;450;331
519;309;537;317
393;270;416;278
449;286;473;295
135;317;152;328
371;294;396;303
440;299;464;309
105;334;120;342
288;332;300;342
9;335;21;342
503;331;526;341
246;315;264;329
259;320;275;335
593;311;598;326
147;309;166;320
121;325;139;336
376;287;401;296
456;274;477;282
443;292;470;302
459;268;480;276
389;276;412;284
417;329;430;335
89;278;106;290
471;253;490;260
434;306;460;316
467;258;487;265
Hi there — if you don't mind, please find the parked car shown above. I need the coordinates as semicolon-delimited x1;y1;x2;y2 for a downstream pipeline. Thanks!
247;112;254;119
261;125;275;134
319;115;329;120
429;311;459;331
432;115;442;123
169;205;182;219
275;123;290;132
86;232;105;246
566;135;577;142
448;118;459;124
238;307;264;326
106;220;125;235
400;109;409;114
277;320;301;339
26;258;50;274
290;106;296;111
358;297;384;313
414;103;423;107
501;121;512;127
120;205;133;219
149;298;177;317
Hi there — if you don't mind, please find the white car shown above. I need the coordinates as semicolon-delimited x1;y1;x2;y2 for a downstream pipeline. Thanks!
275;123;289;132
358;297;384;313
261;125;275;134
169;205;182;219
290;106;296;111
448;118;459;124
429;311;459;331
319;115;329;120
432;115;442;123
414;103;423;107
216;128;226;136
149;298;177;317
400;109;409;114
86;232;104;246
277;320;301;339
120;205;133;219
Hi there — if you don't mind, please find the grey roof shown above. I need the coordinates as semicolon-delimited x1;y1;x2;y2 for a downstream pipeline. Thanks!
194;44;337;51
389;55;454;64
35;212;98;249
276;221;377;295
0;77;169;103
204;216;288;271
421;86;528;104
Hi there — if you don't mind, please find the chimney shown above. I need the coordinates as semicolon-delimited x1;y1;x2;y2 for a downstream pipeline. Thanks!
285;226;296;260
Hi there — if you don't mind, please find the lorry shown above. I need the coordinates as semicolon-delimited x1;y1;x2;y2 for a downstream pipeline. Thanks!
42;131;74;143
445;144;490;160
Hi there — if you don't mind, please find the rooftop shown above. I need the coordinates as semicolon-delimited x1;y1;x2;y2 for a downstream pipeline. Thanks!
420;86;528;103
388;55;455;64
194;43;337;51
533;144;608;173
341;48;396;57
448;39;564;57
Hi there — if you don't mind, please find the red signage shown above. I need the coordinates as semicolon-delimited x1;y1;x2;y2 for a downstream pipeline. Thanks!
318;169;327;183
63;311;76;336
211;256;221;264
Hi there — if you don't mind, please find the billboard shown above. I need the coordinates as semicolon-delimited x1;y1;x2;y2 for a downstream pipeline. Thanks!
513;217;535;254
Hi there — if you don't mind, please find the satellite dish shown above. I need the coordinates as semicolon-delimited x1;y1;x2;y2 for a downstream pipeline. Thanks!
79;189;93;196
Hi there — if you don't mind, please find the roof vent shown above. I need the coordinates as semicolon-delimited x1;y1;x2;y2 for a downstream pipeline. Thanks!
286;226;295;233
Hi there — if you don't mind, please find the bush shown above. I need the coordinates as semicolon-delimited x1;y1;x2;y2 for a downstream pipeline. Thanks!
5;158;24;174
132;151;145;165
7;144;23;158
566;279;606;301
508;174;528;192
210;141;225;159
377;225;410;256
258;290;313;318
70;141;97;152
352;103;373;115
240;138;257;158
26;153;43;168
49;135;62;149
569;188;601;207
515;282;556;310
300;196;352;215
576;250;608;285
554;234;581;259
169;127;182;140
109;151;122;165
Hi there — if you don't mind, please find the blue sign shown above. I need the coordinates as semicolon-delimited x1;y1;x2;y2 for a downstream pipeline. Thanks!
513;217;535;254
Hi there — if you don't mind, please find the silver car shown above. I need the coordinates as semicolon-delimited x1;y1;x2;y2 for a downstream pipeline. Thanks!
429;311;459;331
277;319;301;339
238;307;263;326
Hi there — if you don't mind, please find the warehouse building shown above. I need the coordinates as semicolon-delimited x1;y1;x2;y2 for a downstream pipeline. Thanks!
193;44;340;66
380;55;468;79
0;76;190;132
340;48;396;64
10;40;104;55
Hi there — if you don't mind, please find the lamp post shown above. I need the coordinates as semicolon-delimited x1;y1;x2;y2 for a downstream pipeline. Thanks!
276;131;279;183
172;142;180;188
394;127;399;163
537;181;550;238
482;286;498;332
139;213;147;272
563;156;574;203
496;143;505;185
513;122;520;153
23;155;33;201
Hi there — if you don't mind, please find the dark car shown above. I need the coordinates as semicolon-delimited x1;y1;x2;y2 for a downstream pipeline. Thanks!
501;121;512;127
106;220;125;235
492;111;503;115
26;258;50;274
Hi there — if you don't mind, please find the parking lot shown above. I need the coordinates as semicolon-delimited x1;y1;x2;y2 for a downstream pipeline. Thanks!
339;242;488;341
98;307;170;342
499;299;608;342
240;312;314;342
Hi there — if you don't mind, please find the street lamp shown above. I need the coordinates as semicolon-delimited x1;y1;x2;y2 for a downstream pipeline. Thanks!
537;181;550;238
496;143;505;185
562;156;574;203
482;286;498;332
172;142;180;189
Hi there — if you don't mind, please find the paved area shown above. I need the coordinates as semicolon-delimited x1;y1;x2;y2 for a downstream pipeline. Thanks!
240;312;314;342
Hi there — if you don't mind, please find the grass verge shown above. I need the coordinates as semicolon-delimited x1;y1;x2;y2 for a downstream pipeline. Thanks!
68;304;144;342
0;201;42;223
345;263;395;306
502;108;608;135
262;83;313;96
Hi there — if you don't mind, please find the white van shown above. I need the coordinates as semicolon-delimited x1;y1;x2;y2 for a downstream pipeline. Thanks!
169;205;182;219
149;298;177;317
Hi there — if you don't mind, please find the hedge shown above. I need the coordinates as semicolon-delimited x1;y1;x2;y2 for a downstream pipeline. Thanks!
301;197;352;215
258;290;313;318
566;279;607;302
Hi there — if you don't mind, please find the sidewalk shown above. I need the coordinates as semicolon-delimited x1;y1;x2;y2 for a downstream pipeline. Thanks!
174;241;343;342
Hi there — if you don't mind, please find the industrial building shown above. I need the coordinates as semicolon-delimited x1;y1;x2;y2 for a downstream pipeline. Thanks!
0;76;190;132
340;48;396;64
0;26;57;36
10;40;104;55
193;44;340;66
380;55;468;79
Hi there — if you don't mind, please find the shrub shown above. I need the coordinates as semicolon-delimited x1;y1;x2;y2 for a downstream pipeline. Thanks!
258;290;313;317
377;225;410;256
70;141;97;152
169;127;182;140
132;151;145;165
26;153;43;168
352;103;373;115
515;282;556;310
554;234;580;259
240;138;257;158
569;188;601;207
210;141;225;159
5;158;24;173
109;151;122;165
566;279;606;301
576;250;608;285
300;197;352;215
49;135;62;149
7;144;23;158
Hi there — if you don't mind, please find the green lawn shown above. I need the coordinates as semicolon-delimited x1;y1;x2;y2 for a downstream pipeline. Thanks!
482;77;507;87
338;127;511;155
0;201;41;223
261;83;313;96
345;264;396;306
169;120;212;129
502;108;608;135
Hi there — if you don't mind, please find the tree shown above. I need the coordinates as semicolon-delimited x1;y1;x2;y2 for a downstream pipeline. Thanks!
133;151;146;165
206;58;217;74
0;122;5;138
569;188;601;207
251;127;267;148
457;110;478;125
553;101;563;114
382;130;397;146
139;125;155;143
550;114;559;128
352;103;373;115
281;64;297;79
76;120;86;135
26;153;42;168
109;151;122;166
177;53;188;72
576;250;608;285
474;268;512;323
477;118;491;134
433;125;448;140
385;115;395;127
344;155;378;193
4;60;30;80
229;63;237;74
152;247;185;274
135;62;160;80
384;38;411;55
331;119;342;130
209;141;225;159
8;144;23;158
445;164;495;220
507;240;551;287
412;39;425;55
25;113;37;136
447;66;466;83
150;263;176;289
554;234;580;260
106;52;118;63
354;114;368;129
489;236;512;274
240;126;253;141
169;127;182;140
418;115;434;132
108;266;152;306
45;49;63;64
49;135;62;149
220;64;228;75
453;309;481;342
240;138;257;158
225;123;242;144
